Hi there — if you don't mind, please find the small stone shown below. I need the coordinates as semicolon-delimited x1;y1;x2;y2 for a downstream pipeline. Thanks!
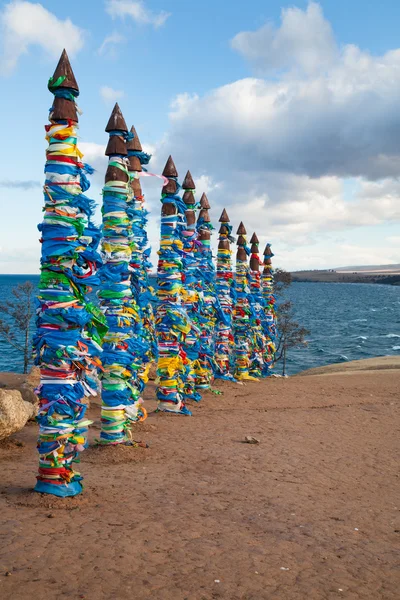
5;571;11;576
244;436;260;444
47;513;55;519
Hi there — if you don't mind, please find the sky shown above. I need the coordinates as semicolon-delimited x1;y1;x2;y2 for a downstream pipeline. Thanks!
1;0;400;273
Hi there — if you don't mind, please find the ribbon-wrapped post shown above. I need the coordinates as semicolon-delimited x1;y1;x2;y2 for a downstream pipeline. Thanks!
179;171;202;403
34;50;106;497
194;193;219;390
261;243;277;376
126;124;157;390
248;233;266;378
214;209;236;381
98;104;147;446
233;222;257;381
156;156;191;415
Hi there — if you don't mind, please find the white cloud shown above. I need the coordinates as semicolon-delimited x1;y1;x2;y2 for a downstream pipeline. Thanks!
97;32;126;57
0;1;84;75
105;0;170;29
100;85;125;105
231;1;337;74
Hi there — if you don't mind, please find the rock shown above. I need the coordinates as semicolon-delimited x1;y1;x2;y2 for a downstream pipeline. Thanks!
243;436;260;444
0;369;39;407
0;389;37;441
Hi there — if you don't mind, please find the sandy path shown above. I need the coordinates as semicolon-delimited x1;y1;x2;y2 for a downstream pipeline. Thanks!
1;369;399;600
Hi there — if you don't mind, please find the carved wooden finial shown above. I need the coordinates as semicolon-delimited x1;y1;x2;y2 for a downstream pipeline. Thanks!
237;221;246;235
250;233;259;244
182;170;195;190
162;155;178;178
126;125;143;151
263;243;273;257
51;49;79;92
105;103;128;133
200;193;211;209
219;208;230;223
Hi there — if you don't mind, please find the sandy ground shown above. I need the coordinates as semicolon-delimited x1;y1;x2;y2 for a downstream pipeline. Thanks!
1;362;400;600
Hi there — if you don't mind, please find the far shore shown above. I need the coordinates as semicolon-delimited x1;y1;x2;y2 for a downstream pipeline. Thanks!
291;269;400;285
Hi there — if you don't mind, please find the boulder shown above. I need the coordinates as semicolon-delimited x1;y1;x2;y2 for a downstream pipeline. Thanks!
0;368;39;407
0;389;37;440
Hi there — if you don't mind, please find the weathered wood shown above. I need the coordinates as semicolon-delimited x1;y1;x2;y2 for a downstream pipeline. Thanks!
218;239;230;250
236;247;247;261
105;165;129;183
127;125;142;151
219;208;230;222
131;178;142;196
219;224;229;234
250;257;260;271
200;193;210;209
199;208;210;222
264;243;272;256
250;233;259;243
251;243;259;253
127;155;142;172
237;221;246;235
199;230;211;241
185;211;196;225
162;156;178;178
52;49;79;92
105;135;127;157
183;190;195;205
51;97;78;122
105;103;128;133
162;202;177;216
237;235;246;246
182;170;195;190
163;179;177;195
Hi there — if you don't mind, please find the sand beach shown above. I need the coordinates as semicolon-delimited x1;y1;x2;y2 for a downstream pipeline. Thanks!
0;357;399;599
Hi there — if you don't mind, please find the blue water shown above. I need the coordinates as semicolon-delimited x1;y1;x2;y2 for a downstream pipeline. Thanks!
283;282;400;374
0;276;398;374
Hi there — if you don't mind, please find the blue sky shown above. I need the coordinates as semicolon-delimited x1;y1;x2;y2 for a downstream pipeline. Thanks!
1;0;400;273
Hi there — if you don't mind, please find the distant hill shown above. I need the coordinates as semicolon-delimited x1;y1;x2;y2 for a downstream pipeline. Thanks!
290;266;400;286
335;264;400;274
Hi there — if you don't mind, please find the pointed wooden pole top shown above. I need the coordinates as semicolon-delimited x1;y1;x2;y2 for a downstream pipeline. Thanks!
263;243;273;257
126;125;142;151
105;103;128;133
182;170;195;190
51;49;79;92
250;232;259;244
200;193;210;209
162;155;178;178
237;221;246;235
219;208;230;223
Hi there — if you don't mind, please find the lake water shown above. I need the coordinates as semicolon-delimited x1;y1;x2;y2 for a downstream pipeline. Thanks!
0;275;398;375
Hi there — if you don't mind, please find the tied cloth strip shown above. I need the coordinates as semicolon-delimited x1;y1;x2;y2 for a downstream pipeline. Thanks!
34;52;106;497
261;244;277;376
180;173;202;403
127;129;157;390
194;197;222;390
155;158;191;415
233;227;258;381
214;213;236;381
248;235;266;378
98;109;147;446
